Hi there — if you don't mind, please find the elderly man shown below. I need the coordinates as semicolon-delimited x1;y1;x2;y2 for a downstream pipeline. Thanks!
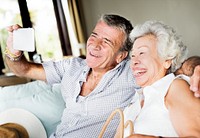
5;14;135;138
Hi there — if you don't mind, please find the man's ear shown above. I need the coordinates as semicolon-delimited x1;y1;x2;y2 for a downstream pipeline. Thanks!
116;51;128;63
163;60;172;69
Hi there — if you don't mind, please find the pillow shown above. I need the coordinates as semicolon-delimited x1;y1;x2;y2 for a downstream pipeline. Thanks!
0;80;65;137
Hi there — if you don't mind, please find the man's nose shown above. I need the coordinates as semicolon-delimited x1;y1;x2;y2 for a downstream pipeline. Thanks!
93;39;102;49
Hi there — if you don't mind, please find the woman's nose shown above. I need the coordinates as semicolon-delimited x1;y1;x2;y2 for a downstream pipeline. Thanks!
131;57;140;66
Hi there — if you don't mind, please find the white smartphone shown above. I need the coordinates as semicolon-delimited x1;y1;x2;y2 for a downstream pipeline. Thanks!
13;28;35;52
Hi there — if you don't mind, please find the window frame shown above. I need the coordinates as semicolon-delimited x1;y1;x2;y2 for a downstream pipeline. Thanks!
52;0;72;56
0;0;72;74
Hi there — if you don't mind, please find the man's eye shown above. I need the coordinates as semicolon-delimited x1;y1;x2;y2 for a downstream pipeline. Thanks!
103;41;112;47
91;34;97;38
104;41;109;45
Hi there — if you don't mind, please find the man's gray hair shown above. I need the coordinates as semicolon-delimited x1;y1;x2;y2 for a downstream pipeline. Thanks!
130;20;188;73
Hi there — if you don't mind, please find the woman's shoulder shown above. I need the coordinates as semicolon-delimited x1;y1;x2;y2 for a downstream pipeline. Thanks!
166;77;194;104
166;77;200;137
169;78;189;94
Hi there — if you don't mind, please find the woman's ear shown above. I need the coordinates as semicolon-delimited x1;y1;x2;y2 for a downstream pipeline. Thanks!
163;60;172;69
116;51;128;63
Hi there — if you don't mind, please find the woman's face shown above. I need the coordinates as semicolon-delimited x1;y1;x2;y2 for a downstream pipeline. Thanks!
130;34;168;87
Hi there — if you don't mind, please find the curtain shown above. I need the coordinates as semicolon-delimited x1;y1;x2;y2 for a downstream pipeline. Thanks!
67;0;86;55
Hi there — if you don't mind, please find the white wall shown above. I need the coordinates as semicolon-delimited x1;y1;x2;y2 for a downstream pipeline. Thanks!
81;0;200;56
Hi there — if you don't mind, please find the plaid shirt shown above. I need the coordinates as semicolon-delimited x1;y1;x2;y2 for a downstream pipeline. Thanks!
43;57;136;138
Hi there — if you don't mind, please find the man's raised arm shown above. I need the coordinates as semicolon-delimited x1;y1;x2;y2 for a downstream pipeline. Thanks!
5;24;46;81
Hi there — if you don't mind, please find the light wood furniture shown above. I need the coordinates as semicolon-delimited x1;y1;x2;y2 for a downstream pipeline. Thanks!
0;75;30;86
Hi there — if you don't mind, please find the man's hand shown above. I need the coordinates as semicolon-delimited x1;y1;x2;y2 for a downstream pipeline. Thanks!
6;24;22;56
190;65;200;97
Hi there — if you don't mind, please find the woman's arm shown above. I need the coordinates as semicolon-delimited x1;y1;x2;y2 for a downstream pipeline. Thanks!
166;79;200;137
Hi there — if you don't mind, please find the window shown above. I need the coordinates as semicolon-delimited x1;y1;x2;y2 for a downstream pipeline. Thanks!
0;0;67;75
26;0;63;61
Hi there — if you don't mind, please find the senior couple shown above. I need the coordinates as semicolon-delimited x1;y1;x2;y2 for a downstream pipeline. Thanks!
5;14;200;137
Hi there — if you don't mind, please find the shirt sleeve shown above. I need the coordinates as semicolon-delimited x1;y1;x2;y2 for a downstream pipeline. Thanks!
42;58;72;85
42;57;85;85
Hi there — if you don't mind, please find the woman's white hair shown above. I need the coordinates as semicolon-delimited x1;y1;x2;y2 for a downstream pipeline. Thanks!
130;20;188;73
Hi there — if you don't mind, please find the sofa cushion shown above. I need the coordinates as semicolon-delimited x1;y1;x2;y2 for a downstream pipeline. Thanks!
0;80;65;137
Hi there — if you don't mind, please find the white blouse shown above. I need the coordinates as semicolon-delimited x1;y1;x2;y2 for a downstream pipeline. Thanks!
123;73;183;137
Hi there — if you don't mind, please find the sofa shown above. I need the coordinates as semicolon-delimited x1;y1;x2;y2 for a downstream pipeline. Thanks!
0;80;65;137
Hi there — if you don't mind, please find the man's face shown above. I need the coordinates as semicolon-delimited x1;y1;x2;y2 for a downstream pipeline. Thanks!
86;21;127;71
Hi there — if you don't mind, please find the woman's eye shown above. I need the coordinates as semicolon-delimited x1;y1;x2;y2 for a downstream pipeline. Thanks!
140;52;144;55
131;54;135;58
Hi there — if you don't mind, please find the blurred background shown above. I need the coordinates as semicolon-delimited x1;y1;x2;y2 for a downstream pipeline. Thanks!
0;0;200;76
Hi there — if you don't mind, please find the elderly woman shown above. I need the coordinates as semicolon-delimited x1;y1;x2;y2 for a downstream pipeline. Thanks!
121;21;200;138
